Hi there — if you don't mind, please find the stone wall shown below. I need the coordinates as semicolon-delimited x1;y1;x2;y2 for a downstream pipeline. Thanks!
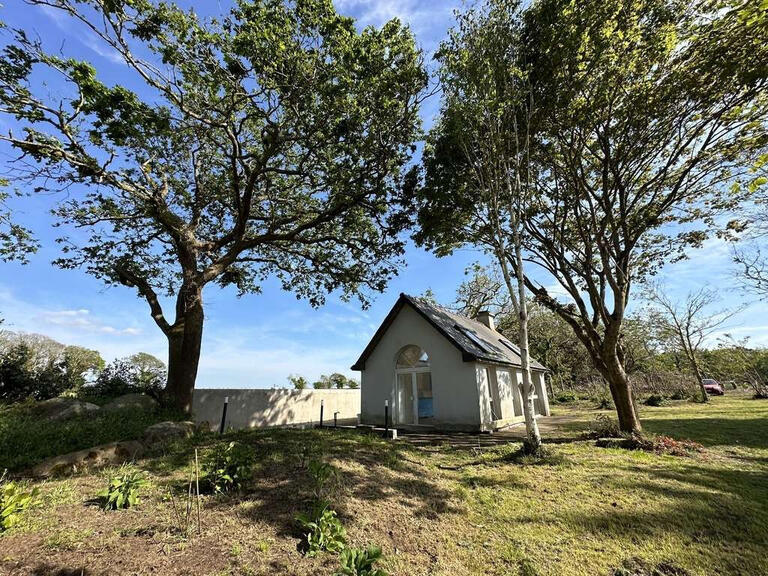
192;388;361;431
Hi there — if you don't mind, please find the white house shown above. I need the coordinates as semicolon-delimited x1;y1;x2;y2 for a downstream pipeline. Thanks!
352;293;550;432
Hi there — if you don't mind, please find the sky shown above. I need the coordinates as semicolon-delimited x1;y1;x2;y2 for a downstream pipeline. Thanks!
0;0;765;389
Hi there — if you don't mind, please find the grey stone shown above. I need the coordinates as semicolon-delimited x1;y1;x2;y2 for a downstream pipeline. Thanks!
142;421;196;446
30;440;144;478
103;393;158;412
36;397;101;421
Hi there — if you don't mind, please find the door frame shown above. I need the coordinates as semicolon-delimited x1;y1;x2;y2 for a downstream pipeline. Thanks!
394;366;430;425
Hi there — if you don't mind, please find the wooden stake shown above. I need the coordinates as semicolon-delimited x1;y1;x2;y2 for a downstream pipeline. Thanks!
195;448;201;535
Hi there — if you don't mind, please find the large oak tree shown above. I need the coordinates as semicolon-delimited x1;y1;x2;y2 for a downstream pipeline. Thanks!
0;0;427;411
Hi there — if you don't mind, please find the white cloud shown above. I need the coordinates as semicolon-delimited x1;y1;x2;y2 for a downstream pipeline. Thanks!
37;4;125;64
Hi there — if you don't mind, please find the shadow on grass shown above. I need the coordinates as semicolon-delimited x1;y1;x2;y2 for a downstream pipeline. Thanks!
640;417;768;449
140;427;461;536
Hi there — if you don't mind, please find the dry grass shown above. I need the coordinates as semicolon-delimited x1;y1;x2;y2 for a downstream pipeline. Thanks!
1;392;766;576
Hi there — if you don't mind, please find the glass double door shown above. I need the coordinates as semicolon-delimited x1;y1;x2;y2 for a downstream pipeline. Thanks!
395;371;433;425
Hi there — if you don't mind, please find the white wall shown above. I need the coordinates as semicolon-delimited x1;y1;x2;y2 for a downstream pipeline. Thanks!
359;305;481;428
193;388;360;430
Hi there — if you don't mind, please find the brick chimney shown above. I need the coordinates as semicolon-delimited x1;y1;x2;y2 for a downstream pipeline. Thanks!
476;310;495;331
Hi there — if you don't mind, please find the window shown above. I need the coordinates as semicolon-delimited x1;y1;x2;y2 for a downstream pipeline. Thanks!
396;345;429;369
455;325;490;352
499;338;520;354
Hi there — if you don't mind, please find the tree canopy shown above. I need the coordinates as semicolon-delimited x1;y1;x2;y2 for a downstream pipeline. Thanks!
0;0;428;410
415;0;768;432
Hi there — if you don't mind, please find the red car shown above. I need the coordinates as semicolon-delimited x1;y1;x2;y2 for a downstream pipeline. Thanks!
702;378;725;396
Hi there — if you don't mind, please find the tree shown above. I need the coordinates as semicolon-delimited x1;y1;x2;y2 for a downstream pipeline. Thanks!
0;179;37;265
418;0;768;433
312;375;332;389
288;375;308;390
93;352;166;398
415;0;543;451
644;285;742;402
62;345;105;394
0;0;427;412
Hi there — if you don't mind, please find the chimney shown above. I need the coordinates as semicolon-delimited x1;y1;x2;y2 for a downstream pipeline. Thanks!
476;310;495;331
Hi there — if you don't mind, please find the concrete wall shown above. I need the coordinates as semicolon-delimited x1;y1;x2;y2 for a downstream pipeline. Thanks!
359;304;481;429
192;388;361;431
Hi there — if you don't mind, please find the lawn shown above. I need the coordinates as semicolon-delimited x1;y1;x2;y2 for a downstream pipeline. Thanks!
1;393;766;576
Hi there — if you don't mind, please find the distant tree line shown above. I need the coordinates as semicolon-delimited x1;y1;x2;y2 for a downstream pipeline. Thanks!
287;373;359;390
0;331;166;403
453;266;768;402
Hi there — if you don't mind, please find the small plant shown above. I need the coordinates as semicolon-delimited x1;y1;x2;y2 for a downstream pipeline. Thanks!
583;414;621;439
307;459;337;501
334;545;388;576
0;472;39;531
594;394;615;410
98;464;147;510
296;501;347;556
643;394;666;407
201;441;254;494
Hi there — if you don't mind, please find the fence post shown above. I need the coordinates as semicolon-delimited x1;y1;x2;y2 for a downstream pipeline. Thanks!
219;396;229;434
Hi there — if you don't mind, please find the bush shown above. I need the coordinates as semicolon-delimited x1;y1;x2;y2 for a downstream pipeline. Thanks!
595;394;615;410
583;414;622;439
643;394;666;407
90;353;166;399
98;464;147;510
334;545;388;576
200;441;254;494
553;391;577;404
0;343;69;403
0;473;39;531
296;501;347;556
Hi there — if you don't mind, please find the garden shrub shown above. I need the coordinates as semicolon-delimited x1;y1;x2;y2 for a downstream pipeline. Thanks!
99;464;147;510
553;391;577;404
0;473;39;531
594;394;615;410
334;545;388;576
583;414;621;439
296;501;347;556
643;394;666;407
200;441;254;494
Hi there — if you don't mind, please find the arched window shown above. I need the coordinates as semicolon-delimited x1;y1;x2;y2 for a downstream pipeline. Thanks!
396;345;429;369
394;345;433;425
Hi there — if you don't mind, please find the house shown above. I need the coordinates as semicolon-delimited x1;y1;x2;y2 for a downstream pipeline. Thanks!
352;293;550;432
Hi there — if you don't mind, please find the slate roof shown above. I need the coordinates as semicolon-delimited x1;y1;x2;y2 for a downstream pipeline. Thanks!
351;293;548;372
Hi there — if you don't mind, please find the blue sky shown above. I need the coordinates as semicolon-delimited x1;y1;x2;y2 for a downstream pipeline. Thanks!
0;0;764;388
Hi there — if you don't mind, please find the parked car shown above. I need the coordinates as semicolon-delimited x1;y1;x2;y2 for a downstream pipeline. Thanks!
702;378;725;396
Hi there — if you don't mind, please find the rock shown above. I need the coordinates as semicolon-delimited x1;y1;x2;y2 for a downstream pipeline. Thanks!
30;440;144;478
142;421;196;446
36;397;101;421
103;393;158;412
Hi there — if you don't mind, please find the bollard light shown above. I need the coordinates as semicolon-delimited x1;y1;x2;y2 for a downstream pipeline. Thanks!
384;399;389;438
319;398;325;428
219;396;229;435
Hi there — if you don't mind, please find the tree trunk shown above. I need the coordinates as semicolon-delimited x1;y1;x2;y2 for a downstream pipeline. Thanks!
689;353;709;403
514;234;542;453
601;351;642;434
165;287;205;413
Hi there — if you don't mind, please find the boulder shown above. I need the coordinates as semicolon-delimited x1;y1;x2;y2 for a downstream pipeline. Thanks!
36;397;101;421
103;393;158;412
29;440;144;478
142;421;196;446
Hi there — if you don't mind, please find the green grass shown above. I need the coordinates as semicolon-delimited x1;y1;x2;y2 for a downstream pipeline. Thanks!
0;401;182;472
1;393;766;576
